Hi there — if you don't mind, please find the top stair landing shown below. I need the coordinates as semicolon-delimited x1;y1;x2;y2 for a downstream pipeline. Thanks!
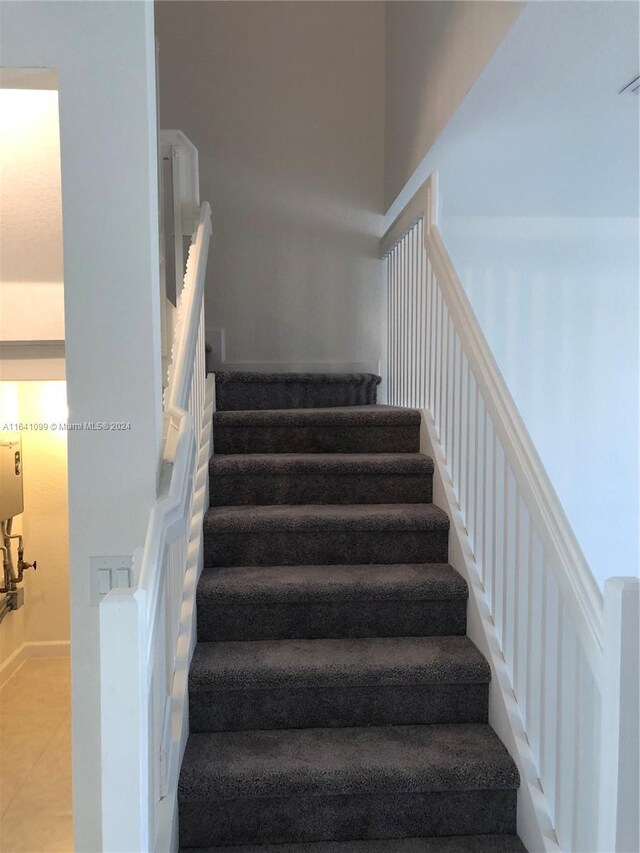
214;371;381;411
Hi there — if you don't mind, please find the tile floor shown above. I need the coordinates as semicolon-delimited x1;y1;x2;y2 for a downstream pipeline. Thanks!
0;658;73;852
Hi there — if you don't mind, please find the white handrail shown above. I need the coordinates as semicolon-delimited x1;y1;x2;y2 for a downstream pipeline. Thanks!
381;171;639;853
382;172;601;668
100;194;212;852
164;201;212;462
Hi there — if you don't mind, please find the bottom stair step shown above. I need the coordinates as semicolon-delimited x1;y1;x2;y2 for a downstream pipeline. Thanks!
182;836;527;852
178;724;519;848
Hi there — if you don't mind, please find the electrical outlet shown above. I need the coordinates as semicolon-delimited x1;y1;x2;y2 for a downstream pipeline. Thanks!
90;556;133;605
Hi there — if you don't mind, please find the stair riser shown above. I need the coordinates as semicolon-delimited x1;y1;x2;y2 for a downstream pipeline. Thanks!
204;530;449;567
197;600;467;642
214;426;420;455
216;383;379;412
210;473;433;506
189;683;489;732
178;789;517;847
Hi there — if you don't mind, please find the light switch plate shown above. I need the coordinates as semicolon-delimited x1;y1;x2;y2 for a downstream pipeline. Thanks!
90;555;133;605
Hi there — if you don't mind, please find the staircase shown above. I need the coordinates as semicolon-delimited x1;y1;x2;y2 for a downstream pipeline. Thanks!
178;372;525;852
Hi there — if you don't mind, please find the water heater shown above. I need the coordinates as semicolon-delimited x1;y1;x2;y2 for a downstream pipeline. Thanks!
0;437;24;522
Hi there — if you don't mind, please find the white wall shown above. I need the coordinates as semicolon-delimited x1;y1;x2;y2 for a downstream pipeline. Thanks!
0;2;163;849
0;87;64;342
444;216;639;585
385;0;522;207
385;1;640;587
156;1;386;372
386;2;639;221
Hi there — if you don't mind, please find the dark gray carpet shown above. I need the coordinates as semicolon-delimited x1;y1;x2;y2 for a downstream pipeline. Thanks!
190;636;489;691
210;453;433;505
180;789;517;848
203;503;449;567
180;383;523;850
213;405;421;454
178;725;518;847
188;636;490;731
215;372;381;411
183;836;527;853
179;724;518;800
196;563;468;641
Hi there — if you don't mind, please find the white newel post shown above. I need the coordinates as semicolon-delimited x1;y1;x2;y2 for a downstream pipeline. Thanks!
598;577;640;853
100;584;151;852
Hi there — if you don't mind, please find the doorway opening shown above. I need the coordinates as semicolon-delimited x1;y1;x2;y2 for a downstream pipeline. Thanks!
0;68;72;852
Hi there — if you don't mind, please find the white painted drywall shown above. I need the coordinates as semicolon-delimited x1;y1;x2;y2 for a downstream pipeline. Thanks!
385;0;522;208
444;216;639;586
384;1;640;587
155;1;385;371
0;88;64;342
0;2;163;849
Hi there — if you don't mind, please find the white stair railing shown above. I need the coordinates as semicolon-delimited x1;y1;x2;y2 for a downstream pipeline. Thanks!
382;172;639;853
99;171;212;848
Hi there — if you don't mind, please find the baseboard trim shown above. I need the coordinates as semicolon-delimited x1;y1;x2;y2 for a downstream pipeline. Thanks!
0;639;71;688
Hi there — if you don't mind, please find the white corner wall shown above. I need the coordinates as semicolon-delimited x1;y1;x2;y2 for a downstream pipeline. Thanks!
0;2;163;850
384;1;640;587
155;1;386;372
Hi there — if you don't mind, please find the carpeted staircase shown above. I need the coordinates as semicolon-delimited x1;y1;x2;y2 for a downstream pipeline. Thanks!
179;373;526;852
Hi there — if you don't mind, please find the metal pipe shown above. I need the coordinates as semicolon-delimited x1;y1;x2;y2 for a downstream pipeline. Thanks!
2;519;18;582
0;545;10;594
1;518;35;584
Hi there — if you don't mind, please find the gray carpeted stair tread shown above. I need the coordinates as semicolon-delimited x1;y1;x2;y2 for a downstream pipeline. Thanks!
196;564;468;642
211;453;433;476
210;453;434;506
214;373;382;411
198;563;467;604
214;405;421;454
205;503;449;534
189;636;489;692
215;372;382;386
181;834;527;852
214;405;418;428
204;505;449;566
185;375;519;847
178;723;519;802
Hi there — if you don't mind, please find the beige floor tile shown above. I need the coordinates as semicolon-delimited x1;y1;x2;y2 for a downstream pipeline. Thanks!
0;766;30;819
0;659;73;848
9;739;72;816
0;659;70;691
0;812;73;852
0;700;69;734
0;670;71;709
0;663;70;724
